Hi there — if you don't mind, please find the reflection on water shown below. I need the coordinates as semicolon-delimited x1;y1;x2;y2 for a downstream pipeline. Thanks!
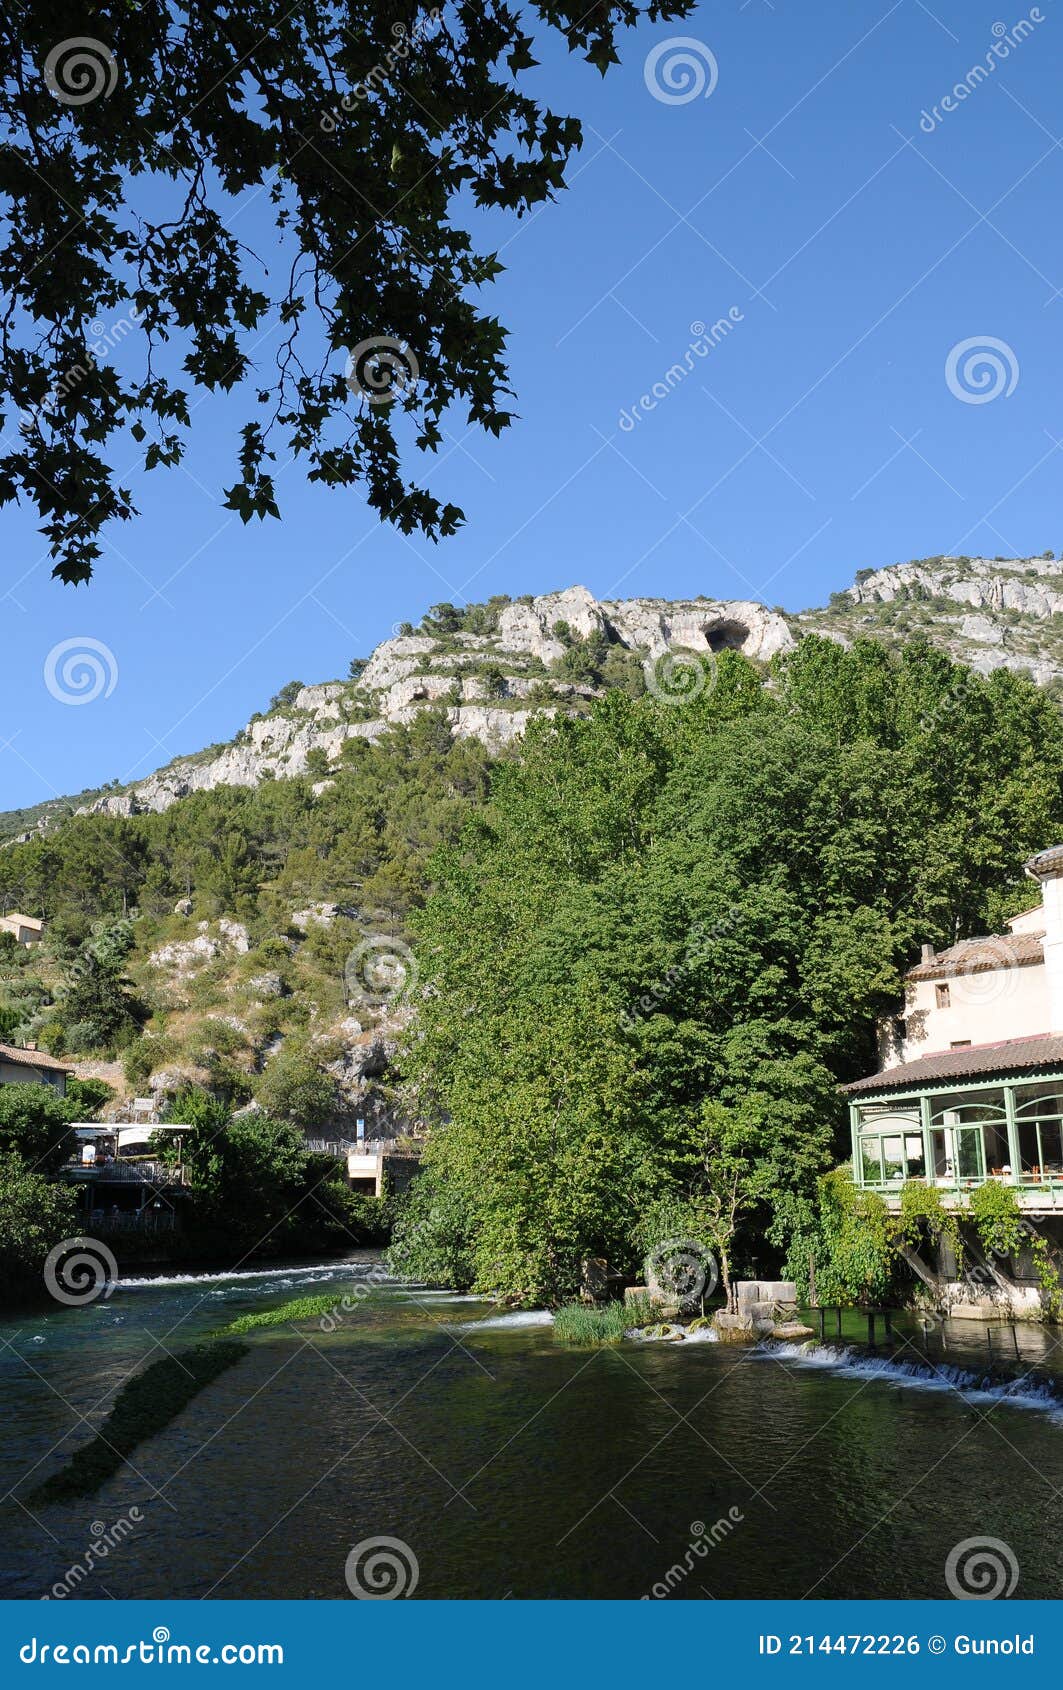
2;1257;1063;1600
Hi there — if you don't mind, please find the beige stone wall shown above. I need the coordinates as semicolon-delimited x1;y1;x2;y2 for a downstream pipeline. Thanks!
884;962;1054;1067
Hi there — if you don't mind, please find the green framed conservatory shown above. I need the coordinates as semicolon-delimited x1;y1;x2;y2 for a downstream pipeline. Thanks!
845;1037;1063;1209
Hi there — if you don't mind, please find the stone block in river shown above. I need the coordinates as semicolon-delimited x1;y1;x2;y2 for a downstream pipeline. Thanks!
735;1279;798;1308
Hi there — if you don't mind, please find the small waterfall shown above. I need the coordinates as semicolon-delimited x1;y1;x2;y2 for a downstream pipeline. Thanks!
452;1310;555;1331
757;1338;1063;1420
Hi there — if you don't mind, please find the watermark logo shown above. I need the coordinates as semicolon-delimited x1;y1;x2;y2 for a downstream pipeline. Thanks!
43;1509;142;1599
344;1535;419;1599
43;1237;118;1306
919;11;1045;133
945;1536;1019;1599
949;937;1022;1009
645;1238;718;1305
642;1510;744;1598
44;638;118;706
14;308;144;437
319;1264;394;1331
644;38;719;106
346;337;420;405
945;336;1019;404
644;648;717;705
344;936;417;1009
618;311;743;433
44;38;118;105
321;11;443;130
620;908;742;1031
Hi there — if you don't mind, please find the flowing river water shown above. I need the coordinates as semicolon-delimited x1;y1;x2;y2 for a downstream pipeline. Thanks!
2;1255;1063;1600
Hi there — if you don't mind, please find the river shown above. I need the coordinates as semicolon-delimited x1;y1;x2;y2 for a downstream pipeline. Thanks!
2;1256;1062;1600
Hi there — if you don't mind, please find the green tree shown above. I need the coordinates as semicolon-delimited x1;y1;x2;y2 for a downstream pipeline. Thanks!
1;0;694;583
0;1153;78;1295
253;1041;337;1128
58;921;144;1051
401;641;1063;1301
161;1089;314;1251
0;1083;77;1174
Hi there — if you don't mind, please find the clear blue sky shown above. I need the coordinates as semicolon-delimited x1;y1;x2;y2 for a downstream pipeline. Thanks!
4;0;1062;809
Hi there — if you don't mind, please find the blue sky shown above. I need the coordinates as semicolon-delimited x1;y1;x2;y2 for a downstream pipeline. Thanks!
4;0;1063;808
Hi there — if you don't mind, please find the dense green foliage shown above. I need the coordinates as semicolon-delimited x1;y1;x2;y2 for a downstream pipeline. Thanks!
0;1081;78;1173
157;1088;388;1258
0;715;493;1073
790;1171;1063;1317
785;1167;900;1307
0;714;491;940
398;637;1063;1302
6;631;1063;1305
968;1181;1063;1318
0;1151;77;1296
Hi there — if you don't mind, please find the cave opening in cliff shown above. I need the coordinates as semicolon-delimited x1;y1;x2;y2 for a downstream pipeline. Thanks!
705;621;750;653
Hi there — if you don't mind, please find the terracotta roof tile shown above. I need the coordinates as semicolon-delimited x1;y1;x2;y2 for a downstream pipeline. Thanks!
843;1033;1063;1095
0;1043;73;1074
1026;845;1063;877
906;932;1043;981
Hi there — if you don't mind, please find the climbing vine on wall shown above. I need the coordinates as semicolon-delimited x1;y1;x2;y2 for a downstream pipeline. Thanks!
968;1181;1063;1321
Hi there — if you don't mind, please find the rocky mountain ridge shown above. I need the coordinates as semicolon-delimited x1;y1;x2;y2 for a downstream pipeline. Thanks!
9;554;1063;836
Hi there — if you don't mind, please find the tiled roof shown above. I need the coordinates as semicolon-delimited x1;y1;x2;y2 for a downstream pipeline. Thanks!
906;932;1043;980
0;1043;72;1073
1026;845;1063;876
843;1033;1063;1095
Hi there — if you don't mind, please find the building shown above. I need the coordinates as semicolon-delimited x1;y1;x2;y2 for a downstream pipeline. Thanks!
848;846;1063;1206
0;913;43;946
61;1124;194;1232
0;1042;71;1095
846;846;1063;1315
306;1135;421;1198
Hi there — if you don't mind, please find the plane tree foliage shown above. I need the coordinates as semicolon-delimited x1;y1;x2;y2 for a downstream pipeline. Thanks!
397;637;1063;1301
0;0;694;582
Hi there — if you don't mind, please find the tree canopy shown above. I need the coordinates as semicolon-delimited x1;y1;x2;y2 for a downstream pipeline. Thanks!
398;636;1063;1301
0;0;693;582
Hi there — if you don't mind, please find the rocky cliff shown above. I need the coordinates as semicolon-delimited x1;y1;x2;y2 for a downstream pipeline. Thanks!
10;556;1063;834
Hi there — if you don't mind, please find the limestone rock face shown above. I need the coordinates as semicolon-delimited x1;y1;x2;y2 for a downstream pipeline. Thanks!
604;595;793;663
148;919;248;971
813;554;1063;686
59;560;1063;830
498;585;609;663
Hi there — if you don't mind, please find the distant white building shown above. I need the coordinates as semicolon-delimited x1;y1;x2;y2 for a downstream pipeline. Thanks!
847;846;1063;1212
0;913;43;946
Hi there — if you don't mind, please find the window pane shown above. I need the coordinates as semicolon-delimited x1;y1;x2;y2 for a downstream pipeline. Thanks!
956;1128;983;1181
1040;1121;1063;1174
860;1138;883;1184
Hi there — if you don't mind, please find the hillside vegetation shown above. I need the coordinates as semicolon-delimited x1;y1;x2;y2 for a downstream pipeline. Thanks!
7;566;1063;1302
